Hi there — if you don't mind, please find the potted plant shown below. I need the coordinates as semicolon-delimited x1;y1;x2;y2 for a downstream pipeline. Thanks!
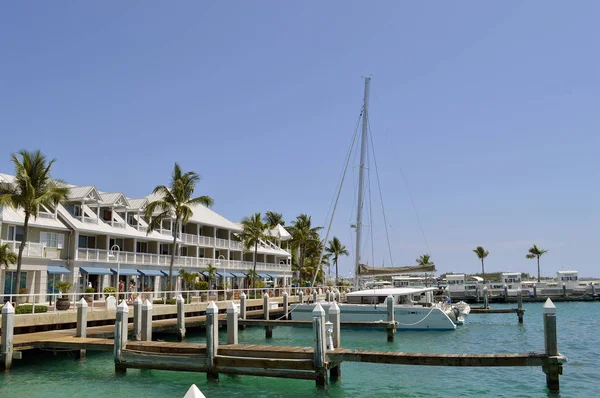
217;285;225;301
54;281;72;311
103;286;117;299
84;287;95;304
17;287;28;305
225;282;233;300
195;281;208;302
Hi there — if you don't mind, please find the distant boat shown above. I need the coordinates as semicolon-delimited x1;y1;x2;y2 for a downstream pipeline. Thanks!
184;384;206;398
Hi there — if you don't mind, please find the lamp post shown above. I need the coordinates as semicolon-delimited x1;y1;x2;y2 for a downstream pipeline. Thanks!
217;255;226;290
110;245;121;300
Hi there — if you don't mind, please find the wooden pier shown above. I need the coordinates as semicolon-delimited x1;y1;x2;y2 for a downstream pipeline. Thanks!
1;293;567;392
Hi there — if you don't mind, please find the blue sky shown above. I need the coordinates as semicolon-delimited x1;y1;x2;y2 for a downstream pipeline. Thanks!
1;2;598;278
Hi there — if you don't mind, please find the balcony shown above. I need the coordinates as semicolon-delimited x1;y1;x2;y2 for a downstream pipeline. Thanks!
198;236;214;246
215;238;229;249
180;232;198;245
1;240;60;259
229;241;243;250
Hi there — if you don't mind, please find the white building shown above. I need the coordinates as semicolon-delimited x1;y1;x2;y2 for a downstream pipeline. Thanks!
0;173;292;301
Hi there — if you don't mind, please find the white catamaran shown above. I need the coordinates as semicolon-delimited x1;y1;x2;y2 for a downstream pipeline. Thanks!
290;78;469;330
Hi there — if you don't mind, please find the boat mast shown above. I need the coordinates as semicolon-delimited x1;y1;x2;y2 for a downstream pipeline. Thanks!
355;77;371;288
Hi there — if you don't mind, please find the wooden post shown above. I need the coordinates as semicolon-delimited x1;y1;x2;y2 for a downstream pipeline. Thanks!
475;285;480;302
562;285;567;298
76;298;88;358
176;294;186;341
312;303;327;387
386;295;395;342
227;301;238;344
116;301;129;349
533;284;537;298
1;302;15;371
329;301;341;381
543;298;561;391
263;292;270;320
503;284;508;302
313;290;318;303
483;286;489;309
283;292;289;320
132;296;142;341
240;292;247;319
113;315;125;373
335;290;340;302
141;299;152;341
206;301;219;380
591;283;597;297
298;290;304;304
517;289;524;324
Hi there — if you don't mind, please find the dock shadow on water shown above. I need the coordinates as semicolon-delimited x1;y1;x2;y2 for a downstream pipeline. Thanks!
0;301;596;397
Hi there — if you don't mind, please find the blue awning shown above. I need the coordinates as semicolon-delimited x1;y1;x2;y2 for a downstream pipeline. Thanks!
111;268;140;276
160;271;169;277
257;273;270;279
80;266;113;275
230;272;246;278
267;273;282;279
201;272;223;278
47;265;70;274
137;269;164;277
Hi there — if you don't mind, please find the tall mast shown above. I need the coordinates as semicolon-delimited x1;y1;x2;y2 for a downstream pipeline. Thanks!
354;77;371;288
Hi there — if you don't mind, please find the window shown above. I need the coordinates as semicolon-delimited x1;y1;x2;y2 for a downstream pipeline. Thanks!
103;209;112;222
128;215;137;226
74;205;81;217
40;232;65;249
13;226;24;242
180;247;188;257
160;244;170;255
7;225;15;240
136;241;148;253
198;248;205;258
109;238;124;250
78;235;96;249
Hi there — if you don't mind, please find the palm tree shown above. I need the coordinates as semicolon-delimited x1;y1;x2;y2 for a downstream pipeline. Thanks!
288;214;322;283
245;269;259;290
473;246;489;282
526;244;548;282
325;237;349;285
240;213;266;289
144;163;213;295
178;269;199;300
0;243;17;270
263;211;284;228
416;254;433;266
204;263;218;289
0;150;68;294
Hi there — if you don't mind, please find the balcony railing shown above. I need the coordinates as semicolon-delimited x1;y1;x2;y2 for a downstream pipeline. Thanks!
198;236;214;246
75;247;292;273
215;238;229;248
181;232;198;245
1;240;59;259
229;241;243;250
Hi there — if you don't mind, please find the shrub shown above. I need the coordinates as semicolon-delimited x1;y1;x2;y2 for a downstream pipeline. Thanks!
195;281;209;291
152;298;192;305
15;305;48;314
103;286;117;298
54;281;72;298
84;287;95;294
18;287;28;295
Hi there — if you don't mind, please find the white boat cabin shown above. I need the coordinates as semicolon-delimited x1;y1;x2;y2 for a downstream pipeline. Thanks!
346;287;435;305
392;276;428;287
445;274;466;293
502;272;521;289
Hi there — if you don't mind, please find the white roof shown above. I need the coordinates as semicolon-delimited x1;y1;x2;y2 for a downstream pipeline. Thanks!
99;192;129;207
127;198;148;210
446;274;465;279
557;270;578;274
348;287;438;297
0;206;69;231
67;186;102;202
265;224;291;241
502;272;521;276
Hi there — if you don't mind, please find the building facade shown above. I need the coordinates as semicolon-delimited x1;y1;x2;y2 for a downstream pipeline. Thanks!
0;173;292;302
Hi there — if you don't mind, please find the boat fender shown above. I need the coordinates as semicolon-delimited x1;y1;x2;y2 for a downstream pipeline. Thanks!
453;307;460;318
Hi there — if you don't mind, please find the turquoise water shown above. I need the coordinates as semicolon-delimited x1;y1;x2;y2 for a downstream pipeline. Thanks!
0;302;597;397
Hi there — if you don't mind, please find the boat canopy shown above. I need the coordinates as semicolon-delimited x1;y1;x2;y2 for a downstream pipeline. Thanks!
347;287;438;297
358;263;436;277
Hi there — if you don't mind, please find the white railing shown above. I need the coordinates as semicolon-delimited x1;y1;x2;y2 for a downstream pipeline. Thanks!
82;217;97;224
198;236;214;246
38;212;56;219
0;240;48;258
113;221;126;229
215;238;229;248
229;240;243;250
181;233;198;245
138;226;148;233
160;229;173;236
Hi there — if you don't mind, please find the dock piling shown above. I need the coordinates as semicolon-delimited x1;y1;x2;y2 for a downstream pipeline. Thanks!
562;285;567;298
263;293;272;338
76;298;88;358
313;290;318;303
116;301;129;348
206;301;219;380
325;290;330;302
312;303;327;387
132;296;142;341
299;290;304;304
227;302;238;344
592;283;597;297
283;292;289;320
542;298;561;391
475;286;480;302
329;301;341;381
483;286;489;309
386;295;395;342
533;284;537;298
1;302;15;371
516;289;524;324
141;299;152;341
503;284;508;302
176;294;186;341
335;290;340;302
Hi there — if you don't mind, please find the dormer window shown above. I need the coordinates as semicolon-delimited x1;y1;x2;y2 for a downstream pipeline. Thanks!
73;205;81;217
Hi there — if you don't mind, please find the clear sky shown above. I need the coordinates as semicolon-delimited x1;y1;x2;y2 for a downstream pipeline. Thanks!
1;2;598;278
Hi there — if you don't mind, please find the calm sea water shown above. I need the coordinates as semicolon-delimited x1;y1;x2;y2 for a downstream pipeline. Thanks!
0;301;597;397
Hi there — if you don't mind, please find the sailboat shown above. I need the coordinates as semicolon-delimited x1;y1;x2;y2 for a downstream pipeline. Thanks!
290;78;469;330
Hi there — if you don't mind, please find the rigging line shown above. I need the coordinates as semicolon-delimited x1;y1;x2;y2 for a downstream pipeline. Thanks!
324;110;363;228
367;139;375;268
367;118;395;267
310;111;362;288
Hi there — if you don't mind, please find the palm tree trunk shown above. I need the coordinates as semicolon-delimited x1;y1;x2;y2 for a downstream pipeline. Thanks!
299;245;305;284
252;241;258;290
15;213;30;295
537;257;541;283
335;257;339;286
169;219;179;298
481;259;485;283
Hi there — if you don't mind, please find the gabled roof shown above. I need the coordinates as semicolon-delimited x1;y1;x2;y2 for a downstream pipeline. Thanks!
67;186;102;202
99;192;130;208
127;198;148;211
0;206;69;231
265;224;291;241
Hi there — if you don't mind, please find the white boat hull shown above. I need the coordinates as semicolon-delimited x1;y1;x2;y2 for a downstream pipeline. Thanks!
290;303;456;330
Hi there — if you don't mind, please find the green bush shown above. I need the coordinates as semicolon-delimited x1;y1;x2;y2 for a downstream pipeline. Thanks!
15;305;48;314
194;281;209;291
103;286;117;298
152;298;192;305
84;287;95;294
